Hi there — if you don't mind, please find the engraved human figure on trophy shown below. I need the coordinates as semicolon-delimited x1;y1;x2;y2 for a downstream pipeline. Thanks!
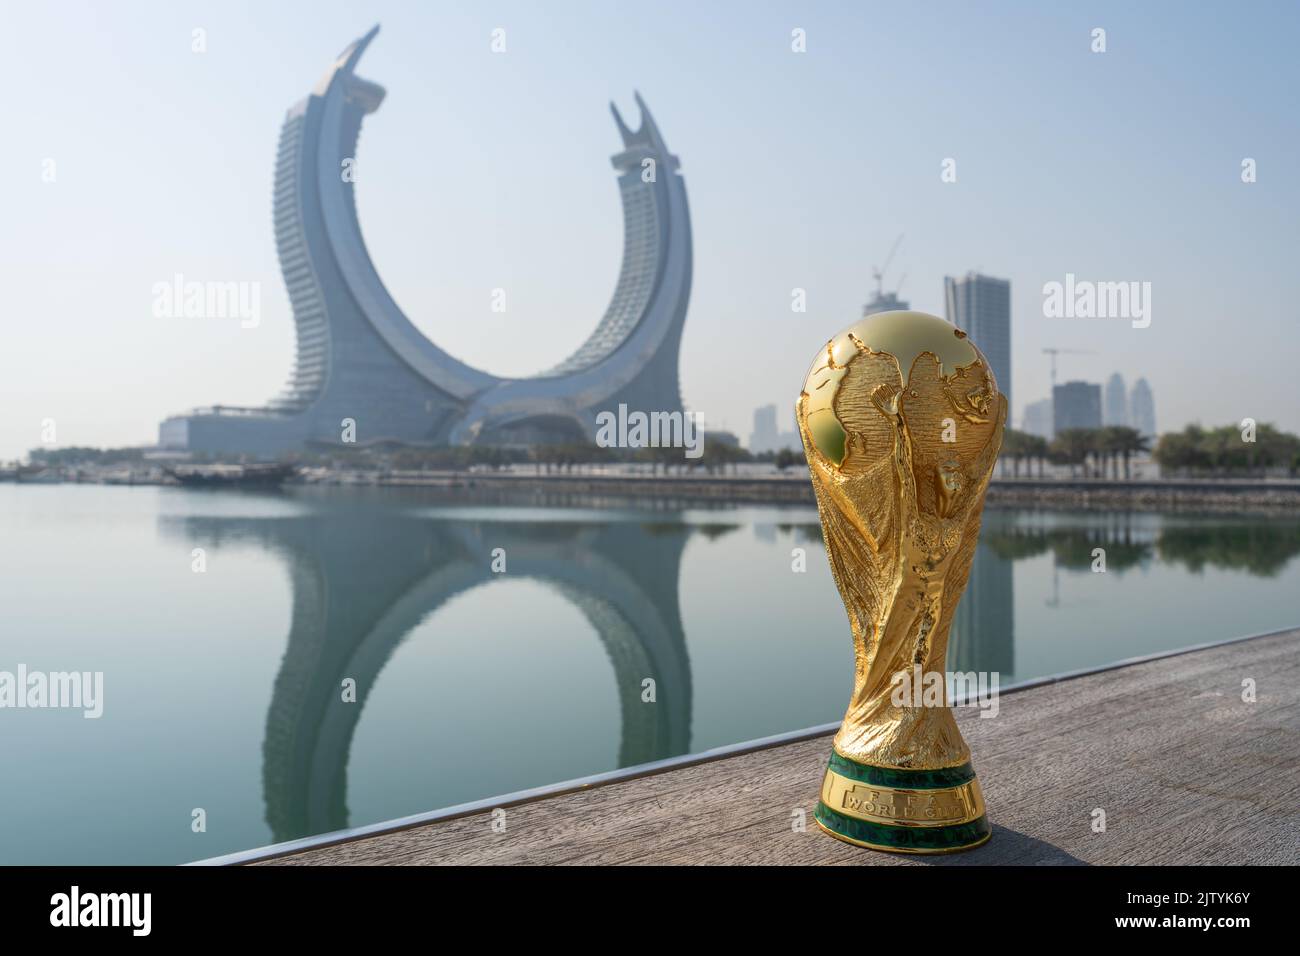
797;310;1006;852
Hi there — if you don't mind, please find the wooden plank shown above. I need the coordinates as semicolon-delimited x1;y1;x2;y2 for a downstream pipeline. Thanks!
258;629;1300;865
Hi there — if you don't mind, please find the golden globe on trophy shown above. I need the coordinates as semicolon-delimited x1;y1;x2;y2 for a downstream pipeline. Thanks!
797;310;1006;853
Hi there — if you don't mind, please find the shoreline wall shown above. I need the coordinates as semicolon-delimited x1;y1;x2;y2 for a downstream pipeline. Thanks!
333;473;1300;513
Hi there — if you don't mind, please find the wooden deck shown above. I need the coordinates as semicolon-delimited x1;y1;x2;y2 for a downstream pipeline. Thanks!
259;628;1300;865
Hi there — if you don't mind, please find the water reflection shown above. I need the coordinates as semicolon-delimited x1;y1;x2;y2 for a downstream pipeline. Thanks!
981;510;1300;576
951;540;1015;675
942;509;1300;679
158;498;1300;849
164;508;694;843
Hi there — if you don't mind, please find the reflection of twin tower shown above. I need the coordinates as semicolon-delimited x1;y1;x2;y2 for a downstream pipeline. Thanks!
167;509;694;843
165;506;1015;844
160;25;692;456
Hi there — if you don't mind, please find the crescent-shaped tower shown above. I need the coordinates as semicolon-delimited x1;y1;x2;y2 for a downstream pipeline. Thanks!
160;25;692;455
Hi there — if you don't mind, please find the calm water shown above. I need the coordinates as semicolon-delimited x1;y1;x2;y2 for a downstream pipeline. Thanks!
2;484;1298;864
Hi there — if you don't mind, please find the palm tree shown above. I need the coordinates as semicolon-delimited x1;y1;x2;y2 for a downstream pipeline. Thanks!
774;447;806;471
1028;434;1050;478
1109;427;1150;479
1050;429;1093;478
1093;427;1125;479
1000;429;1034;478
1087;429;1108;478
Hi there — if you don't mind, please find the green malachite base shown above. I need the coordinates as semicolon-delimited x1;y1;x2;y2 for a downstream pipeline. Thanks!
824;750;979;789
814;751;991;854
814;802;992;853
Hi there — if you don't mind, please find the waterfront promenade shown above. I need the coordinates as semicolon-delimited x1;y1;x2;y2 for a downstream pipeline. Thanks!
252;626;1299;866
331;471;1300;510
11;464;1300;510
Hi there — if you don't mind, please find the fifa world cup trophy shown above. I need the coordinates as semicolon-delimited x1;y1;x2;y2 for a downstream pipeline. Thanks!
797;311;1006;852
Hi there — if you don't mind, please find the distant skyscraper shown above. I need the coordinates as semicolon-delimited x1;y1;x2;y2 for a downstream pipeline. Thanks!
1053;381;1102;433
750;404;777;451
862;290;910;317
1022;398;1054;440
945;272;1011;413
749;404;799;453
1130;378;1156;438
1104;373;1129;426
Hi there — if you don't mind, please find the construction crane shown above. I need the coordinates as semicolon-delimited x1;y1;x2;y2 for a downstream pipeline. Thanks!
872;234;904;299
1042;347;1095;388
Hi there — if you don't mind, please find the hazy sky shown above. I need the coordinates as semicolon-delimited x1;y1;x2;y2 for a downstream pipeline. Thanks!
4;0;1298;459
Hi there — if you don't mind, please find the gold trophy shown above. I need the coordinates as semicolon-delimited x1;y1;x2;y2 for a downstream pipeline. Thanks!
797;311;1005;853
